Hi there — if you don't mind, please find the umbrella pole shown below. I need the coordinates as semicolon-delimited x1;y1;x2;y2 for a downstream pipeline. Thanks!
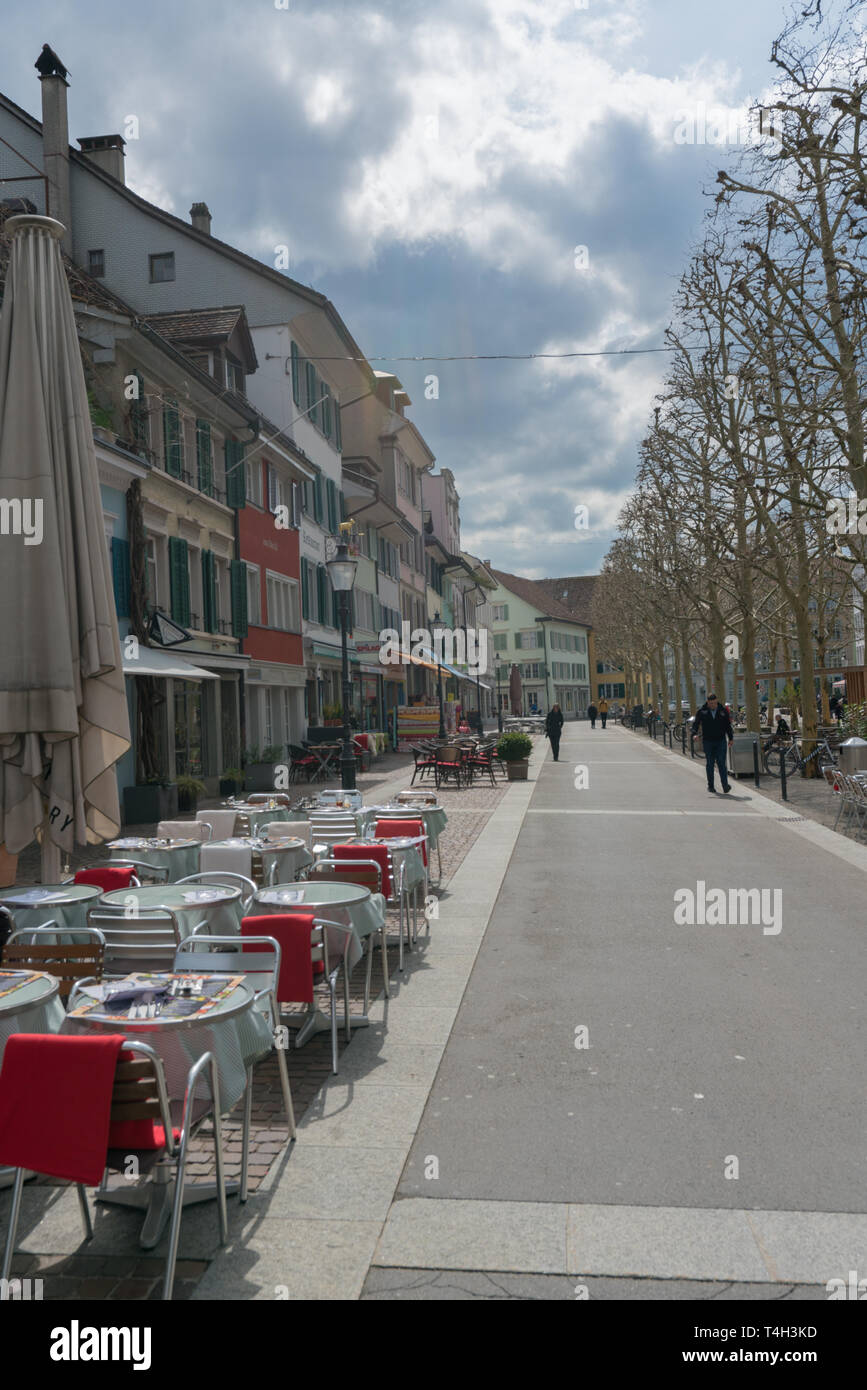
40;828;62;883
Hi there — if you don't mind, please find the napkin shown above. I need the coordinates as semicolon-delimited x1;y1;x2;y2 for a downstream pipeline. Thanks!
103;982;170;1008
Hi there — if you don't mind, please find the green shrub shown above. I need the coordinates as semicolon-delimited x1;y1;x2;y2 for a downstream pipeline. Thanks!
497;731;532;761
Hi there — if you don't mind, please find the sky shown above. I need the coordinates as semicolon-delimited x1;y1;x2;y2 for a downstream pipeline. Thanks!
1;0;794;578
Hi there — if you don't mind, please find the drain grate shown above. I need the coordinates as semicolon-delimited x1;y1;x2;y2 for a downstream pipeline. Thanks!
775;815;805;823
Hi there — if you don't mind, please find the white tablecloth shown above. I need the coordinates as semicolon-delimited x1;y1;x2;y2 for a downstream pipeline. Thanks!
100;885;244;940
0;884;101;939
252;882;386;973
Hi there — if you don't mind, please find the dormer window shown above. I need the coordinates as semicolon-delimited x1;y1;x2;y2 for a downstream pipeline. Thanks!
225;353;244;394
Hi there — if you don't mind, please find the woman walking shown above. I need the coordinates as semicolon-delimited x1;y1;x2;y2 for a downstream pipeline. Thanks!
598;696;609;729
545;703;564;761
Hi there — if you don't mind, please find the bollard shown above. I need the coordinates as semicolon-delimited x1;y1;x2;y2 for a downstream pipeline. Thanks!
780;746;787;801
752;738;761;788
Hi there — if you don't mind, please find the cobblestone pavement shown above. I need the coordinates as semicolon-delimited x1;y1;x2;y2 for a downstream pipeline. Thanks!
2;753;513;1299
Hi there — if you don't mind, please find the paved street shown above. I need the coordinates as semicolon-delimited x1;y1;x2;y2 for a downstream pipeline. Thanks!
369;723;867;1296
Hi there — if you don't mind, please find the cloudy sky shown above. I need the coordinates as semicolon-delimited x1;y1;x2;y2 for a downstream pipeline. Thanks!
3;0;791;577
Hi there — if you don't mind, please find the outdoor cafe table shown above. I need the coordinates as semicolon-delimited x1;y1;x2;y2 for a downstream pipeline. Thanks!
229;805;291;837
0;883;101;939
203;836;312;888
63;972;265;1246
252;881;385;1041
100;883;243;938
303;743;341;781
0;970;65;1189
108;837;201;883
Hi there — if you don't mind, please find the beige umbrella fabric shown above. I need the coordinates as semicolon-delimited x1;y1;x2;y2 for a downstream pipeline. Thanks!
0;215;130;867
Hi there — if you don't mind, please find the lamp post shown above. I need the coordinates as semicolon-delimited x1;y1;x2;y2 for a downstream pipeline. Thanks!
326;537;359;791
432;612;446;739
496;661;503;733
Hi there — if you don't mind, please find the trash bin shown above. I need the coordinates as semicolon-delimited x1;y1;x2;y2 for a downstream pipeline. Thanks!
729;732;762;778
838;736;867;774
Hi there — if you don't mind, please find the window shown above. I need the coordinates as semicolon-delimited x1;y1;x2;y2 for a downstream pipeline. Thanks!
246;564;261;625
266;572;300;631
149;252;176;283
231;559;248;637
162;400;183;477
519;630;541;650
263;688;273;746
246;458;263;507
88;249;105;278
493;633;508;652
354;588;378;632
196;420;213;496
492;604;509;622
225;438;246;508
282;688;292;744
267;464;286;514
145;537;159;606
168;536;190;627
129;371;149;453
225;354;244;394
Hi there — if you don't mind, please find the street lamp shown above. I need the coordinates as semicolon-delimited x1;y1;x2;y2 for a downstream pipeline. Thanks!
496;661;504;733
326;537;359;790
432;612;446;739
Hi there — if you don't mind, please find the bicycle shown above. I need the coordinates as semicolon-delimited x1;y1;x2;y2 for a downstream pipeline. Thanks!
762;733;838;778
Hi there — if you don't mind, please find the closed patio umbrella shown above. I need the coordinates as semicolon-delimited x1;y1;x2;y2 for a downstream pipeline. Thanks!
0;215;130;878
509;663;522;715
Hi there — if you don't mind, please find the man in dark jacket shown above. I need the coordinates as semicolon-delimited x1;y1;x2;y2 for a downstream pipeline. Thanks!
692;692;734;793
587;701;598;729
545;704;564;760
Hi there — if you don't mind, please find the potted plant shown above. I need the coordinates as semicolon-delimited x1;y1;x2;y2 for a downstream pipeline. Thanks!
244;744;285;793
176;774;207;815
219;766;243;797
123;777;178;826
497;731;533;781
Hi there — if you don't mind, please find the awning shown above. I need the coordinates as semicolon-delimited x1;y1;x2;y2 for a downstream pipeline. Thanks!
414;646;491;689
122;647;218;681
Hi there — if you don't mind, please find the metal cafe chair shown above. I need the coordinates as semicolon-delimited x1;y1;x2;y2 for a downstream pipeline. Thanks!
332;842;413;971
306;856;389;1008
0;1035;227;1302
2;924;106;1003
308;810;358;849
86;905;182;978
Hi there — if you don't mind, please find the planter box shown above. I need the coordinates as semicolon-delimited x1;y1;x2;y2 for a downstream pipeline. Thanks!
177;790;200;815
123;783;178;826
245;762;275;793
505;760;529;781
219;779;240;797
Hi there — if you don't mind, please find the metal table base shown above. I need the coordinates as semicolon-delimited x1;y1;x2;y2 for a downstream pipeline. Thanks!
95;1165;239;1249
285;1002;369;1046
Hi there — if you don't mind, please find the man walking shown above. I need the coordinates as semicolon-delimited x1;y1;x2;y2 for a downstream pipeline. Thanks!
545;703;564;760
587;700;598;729
598;696;609;729
692;692;734;794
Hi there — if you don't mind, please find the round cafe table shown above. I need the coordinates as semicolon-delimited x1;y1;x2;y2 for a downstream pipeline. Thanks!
108;838;201;883
100;883;243;939
0;883;101;939
358;804;448;849
252;881;386;1043
63;973;265;1246
259;838;313;884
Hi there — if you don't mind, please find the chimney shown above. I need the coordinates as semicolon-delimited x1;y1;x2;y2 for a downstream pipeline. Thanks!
38;62;72;252
78;134;126;184
190;201;212;235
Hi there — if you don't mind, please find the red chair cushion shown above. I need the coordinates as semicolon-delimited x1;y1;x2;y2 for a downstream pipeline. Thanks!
75;866;136;891
374;819;427;867
242;913;318;1004
107;1121;181;1150
0;1033;126;1184
333;843;393;898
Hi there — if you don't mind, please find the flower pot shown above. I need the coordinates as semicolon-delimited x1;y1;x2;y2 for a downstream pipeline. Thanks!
123;783;178;826
219;778;240;797
505;760;529;781
177;789;199;815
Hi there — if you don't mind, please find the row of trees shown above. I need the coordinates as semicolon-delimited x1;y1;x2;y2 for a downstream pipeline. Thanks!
593;0;867;768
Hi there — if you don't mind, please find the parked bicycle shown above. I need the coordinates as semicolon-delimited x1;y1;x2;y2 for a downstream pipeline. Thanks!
762;734;838;778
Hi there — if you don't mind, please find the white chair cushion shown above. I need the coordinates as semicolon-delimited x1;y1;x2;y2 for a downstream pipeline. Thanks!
200;842;253;878
197;809;238;839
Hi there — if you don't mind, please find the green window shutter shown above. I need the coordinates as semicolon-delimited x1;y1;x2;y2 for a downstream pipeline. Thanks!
301;558;310;620
290;341;301;407
321;384;332;440
163;401;182;477
317;566;329;626
334;397;342;451
332;588;340;630
202;550;217;631
313;472;324;524
111;537;131;617
168;536;190;627
196;420;213;497
225;438;246;508
339;489;346;522
305;363;318;426
230;558;248;638
326;479;337;533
